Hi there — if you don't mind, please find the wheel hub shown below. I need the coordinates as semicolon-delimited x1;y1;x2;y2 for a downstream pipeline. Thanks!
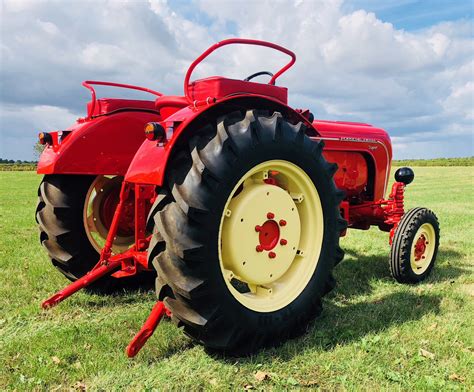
256;218;280;251
221;182;300;286
83;176;135;253
414;234;427;261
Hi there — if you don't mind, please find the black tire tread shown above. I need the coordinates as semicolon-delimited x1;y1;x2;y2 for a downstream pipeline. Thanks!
390;207;440;283
149;109;346;354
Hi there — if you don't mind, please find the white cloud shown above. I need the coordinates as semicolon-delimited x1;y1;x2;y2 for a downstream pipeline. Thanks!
0;0;472;160
0;104;81;160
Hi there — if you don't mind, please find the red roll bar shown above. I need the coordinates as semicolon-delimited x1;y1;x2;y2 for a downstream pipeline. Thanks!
82;80;163;118
184;38;296;102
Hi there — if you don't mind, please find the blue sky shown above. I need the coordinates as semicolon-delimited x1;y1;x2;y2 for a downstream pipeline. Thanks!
346;0;473;30
1;0;473;160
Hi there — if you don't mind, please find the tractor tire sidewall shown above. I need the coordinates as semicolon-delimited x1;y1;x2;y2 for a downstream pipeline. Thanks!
36;174;98;280
390;208;440;284
151;110;345;353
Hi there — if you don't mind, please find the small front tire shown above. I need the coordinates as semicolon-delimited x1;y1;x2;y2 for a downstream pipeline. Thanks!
390;207;440;283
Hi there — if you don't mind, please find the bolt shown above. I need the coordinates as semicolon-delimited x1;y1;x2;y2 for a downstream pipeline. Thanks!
268;251;276;259
267;212;275;219
426;241;429;244
279;219;287;226
280;238;287;245
255;225;262;232
422;255;425;259
256;245;263;252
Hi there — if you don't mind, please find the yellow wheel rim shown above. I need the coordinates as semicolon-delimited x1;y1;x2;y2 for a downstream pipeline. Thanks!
83;176;134;253
218;160;324;312
410;223;436;275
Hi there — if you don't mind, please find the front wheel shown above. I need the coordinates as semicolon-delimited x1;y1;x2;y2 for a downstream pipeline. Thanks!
148;110;346;354
390;207;440;283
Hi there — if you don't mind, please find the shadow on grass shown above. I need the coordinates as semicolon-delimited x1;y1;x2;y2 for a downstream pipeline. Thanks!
334;247;466;298
50;247;466;362
266;290;443;362
210;247;466;363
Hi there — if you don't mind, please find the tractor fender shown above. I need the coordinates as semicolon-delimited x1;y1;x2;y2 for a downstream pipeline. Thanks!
125;95;316;185
37;110;161;176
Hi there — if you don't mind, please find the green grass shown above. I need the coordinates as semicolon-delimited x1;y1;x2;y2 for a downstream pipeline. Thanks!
1;168;473;390
392;157;474;167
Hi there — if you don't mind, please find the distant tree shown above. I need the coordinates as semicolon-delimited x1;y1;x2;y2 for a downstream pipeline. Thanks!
34;141;45;160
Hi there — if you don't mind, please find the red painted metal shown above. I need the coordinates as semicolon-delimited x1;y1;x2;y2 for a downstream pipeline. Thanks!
126;301;169;358
41;259;122;309
382;182;406;244
188;77;288;105
37;110;161;175
124;93;309;186
183;38;296;102
82;80;162;119
323;151;368;198
414;235;427;261
312;120;392;202
41;181;154;307
258;220;280;250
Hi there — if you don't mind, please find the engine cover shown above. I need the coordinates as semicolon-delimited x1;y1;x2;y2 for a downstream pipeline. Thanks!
323;151;368;197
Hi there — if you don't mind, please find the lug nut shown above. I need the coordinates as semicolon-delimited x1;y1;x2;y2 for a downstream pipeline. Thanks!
268;251;276;259
279;219;287;226
267;212;275;219
256;245;263;252
255;225;262;232
280;238;287;245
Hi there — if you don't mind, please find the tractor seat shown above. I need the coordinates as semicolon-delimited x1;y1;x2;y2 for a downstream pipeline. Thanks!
88;98;157;116
188;76;288;104
154;95;189;118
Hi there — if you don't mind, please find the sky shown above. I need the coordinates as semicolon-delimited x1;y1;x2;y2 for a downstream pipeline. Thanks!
0;0;473;160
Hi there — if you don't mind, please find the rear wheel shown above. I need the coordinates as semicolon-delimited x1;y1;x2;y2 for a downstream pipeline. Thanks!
148;110;346;354
390;207;440;283
36;174;151;290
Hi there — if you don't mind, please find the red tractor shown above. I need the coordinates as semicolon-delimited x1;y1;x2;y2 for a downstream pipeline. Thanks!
37;39;440;356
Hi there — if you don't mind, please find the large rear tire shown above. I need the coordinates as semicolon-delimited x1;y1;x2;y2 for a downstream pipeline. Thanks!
148;110;346;354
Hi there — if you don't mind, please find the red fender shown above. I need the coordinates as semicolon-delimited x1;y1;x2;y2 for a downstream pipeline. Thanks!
37;111;161;176
124;95;315;185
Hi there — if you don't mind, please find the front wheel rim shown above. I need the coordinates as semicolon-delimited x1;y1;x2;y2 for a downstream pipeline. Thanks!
218;160;324;312
410;222;436;275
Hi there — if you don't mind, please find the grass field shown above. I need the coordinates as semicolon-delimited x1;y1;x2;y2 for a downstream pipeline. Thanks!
1;168;473;390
